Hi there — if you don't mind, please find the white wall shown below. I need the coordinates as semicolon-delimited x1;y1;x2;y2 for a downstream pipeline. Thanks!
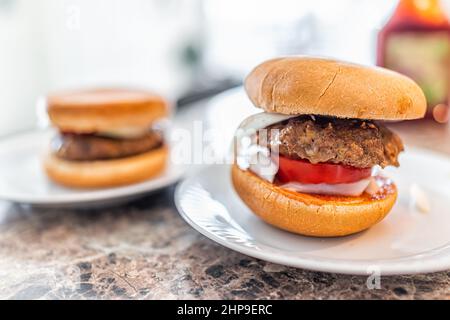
39;0;201;95
0;1;46;135
0;0;202;136
2;0;450;136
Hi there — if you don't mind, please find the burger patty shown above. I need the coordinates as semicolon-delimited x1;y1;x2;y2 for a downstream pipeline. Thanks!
52;130;163;161
267;116;404;168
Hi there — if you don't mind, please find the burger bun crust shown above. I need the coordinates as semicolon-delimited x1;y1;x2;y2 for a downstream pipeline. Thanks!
231;165;397;237
44;147;168;189
47;88;169;133
245;56;426;120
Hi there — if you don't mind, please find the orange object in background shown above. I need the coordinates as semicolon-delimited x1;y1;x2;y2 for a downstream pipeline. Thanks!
377;0;450;123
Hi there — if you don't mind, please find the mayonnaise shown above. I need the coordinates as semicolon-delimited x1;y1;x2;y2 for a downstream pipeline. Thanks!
99;127;151;139
281;178;372;197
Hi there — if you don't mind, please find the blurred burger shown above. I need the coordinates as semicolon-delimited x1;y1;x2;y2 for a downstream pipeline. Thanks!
232;57;426;237
44;88;169;188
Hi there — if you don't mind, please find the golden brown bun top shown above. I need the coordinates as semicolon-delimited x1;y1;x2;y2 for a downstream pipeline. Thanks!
47;88;169;133
245;56;427;120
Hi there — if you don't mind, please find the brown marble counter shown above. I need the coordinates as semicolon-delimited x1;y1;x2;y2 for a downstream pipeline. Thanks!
0;100;449;300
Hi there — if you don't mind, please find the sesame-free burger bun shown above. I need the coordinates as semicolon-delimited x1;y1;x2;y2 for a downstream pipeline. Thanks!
245;56;426;120
44;146;168;189
231;165;397;237
47;88;169;133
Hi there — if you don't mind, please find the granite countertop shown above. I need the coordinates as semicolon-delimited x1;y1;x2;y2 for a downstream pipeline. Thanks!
0;188;449;300
0;99;449;300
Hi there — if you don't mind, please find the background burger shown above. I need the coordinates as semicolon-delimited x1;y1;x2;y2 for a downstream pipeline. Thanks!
232;57;427;237
45;88;169;189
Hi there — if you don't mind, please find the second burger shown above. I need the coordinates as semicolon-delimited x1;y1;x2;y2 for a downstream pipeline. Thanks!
44;88;169;189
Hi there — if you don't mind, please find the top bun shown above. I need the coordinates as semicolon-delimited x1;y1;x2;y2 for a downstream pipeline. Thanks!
245;56;426;120
47;88;169;133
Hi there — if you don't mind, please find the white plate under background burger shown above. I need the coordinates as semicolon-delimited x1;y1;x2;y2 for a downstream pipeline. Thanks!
0;129;184;208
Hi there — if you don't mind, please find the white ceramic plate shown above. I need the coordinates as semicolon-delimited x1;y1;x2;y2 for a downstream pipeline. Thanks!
175;148;450;275
0;129;184;208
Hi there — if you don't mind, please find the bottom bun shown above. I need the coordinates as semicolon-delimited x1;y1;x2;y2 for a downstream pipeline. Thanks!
231;165;397;237
44;147;168;189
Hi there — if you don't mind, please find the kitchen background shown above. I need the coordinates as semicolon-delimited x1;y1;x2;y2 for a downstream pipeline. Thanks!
2;0;447;137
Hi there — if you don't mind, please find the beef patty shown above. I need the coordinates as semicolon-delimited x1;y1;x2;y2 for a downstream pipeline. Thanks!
266;116;403;168
52;130;163;161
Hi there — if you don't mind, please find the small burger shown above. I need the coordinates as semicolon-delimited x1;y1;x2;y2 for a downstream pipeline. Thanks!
44;88;169;188
232;57;426;237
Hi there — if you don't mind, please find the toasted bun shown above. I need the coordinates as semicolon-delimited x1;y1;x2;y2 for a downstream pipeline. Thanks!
232;165;397;237
47;88;169;133
44;147;168;189
245;56;426;120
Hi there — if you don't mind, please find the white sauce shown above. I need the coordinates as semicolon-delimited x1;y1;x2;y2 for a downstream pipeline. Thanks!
236;112;298;182
97;120;168;139
237;112;298;133
281;178;372;197
409;183;431;213
365;177;381;195
99;127;151;139
236;144;278;182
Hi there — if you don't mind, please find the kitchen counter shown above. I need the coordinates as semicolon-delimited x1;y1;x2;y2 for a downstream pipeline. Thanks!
0;96;449;300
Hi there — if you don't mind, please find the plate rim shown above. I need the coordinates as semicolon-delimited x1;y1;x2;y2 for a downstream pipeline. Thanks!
175;159;450;275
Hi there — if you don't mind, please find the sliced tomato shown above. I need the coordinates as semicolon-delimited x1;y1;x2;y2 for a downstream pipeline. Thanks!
277;156;372;185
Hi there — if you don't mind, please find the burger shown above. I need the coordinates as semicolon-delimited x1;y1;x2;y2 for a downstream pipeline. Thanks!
232;57;426;237
44;88;169;188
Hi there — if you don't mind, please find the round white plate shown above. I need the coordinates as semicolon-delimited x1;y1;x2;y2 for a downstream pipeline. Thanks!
0;130;184;208
175;148;450;275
